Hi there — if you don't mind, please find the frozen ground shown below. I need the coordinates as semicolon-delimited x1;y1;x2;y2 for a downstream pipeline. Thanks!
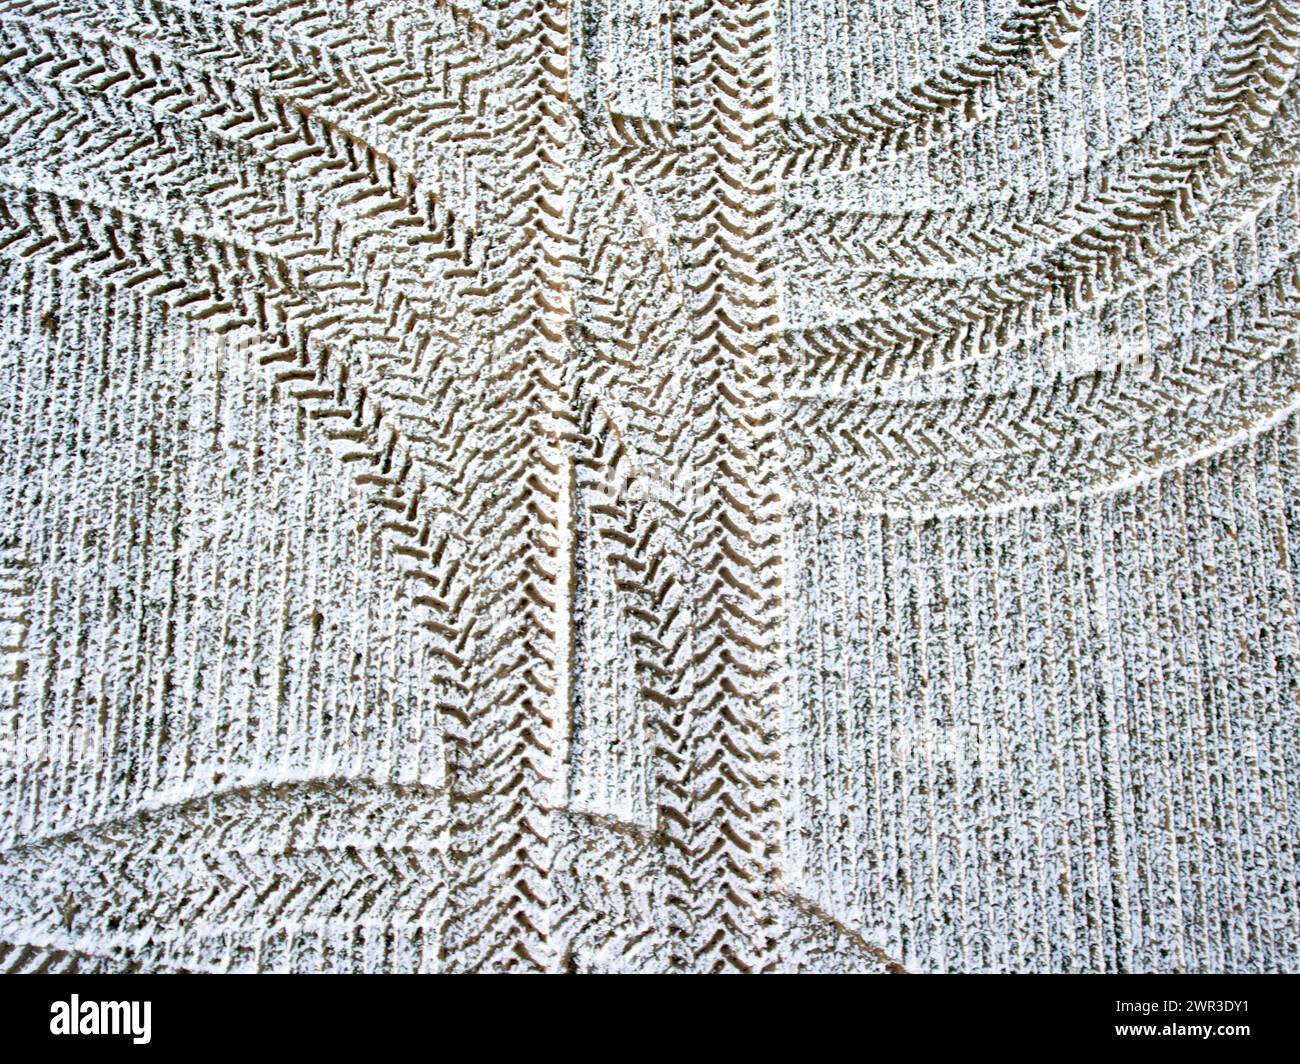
0;0;1296;972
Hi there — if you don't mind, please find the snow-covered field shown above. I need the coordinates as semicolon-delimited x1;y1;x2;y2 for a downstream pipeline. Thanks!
0;0;1296;972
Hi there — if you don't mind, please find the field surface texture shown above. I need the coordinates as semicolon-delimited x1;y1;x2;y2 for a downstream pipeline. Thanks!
0;0;1297;973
